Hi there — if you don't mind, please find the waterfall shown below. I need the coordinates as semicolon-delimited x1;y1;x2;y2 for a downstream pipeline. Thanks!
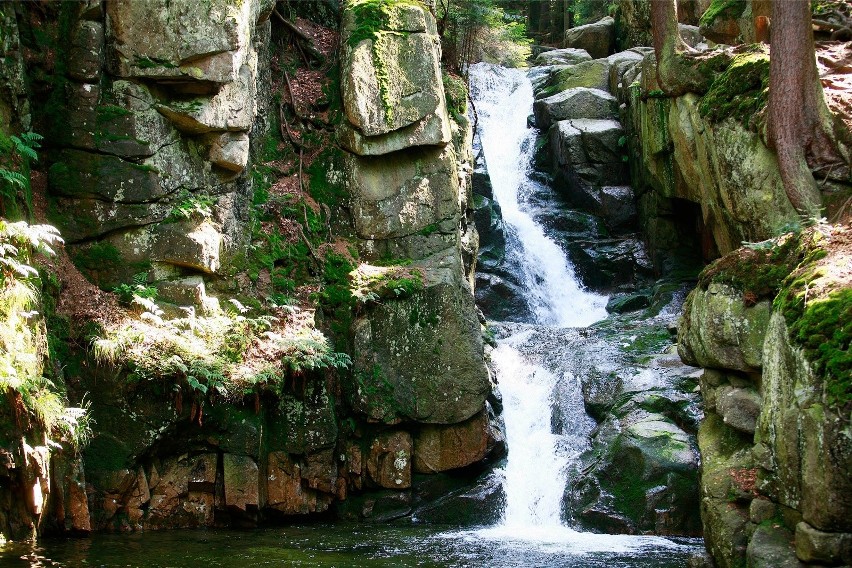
468;63;606;532
469;64;607;329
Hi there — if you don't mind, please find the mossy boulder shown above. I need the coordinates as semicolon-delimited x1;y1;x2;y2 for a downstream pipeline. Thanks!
535;59;612;99
679;281;772;373
350;282;490;424
340;0;451;154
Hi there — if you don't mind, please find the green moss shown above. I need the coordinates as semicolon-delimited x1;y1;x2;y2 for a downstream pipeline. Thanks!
418;223;439;236
777;284;851;410
442;71;468;122
307;148;347;208
347;0;424;125
699;230;809;301
73;241;123;274
133;56;177;69
699;0;746;29
698;46;769;132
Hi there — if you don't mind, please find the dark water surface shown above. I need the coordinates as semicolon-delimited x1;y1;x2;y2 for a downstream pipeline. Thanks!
0;524;702;567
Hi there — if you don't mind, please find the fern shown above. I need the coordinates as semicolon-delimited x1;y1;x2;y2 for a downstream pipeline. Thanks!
0;168;27;189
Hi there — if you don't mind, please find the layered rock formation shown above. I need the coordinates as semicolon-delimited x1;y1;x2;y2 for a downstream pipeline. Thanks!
0;0;498;538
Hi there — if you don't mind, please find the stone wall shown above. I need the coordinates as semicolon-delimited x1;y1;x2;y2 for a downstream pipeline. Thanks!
679;228;851;568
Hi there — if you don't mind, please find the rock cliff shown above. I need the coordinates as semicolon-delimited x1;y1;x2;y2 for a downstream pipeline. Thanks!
0;0;498;538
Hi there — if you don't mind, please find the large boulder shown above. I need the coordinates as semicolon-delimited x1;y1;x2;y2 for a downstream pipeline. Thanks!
105;0;271;85
340;1;451;155
550;118;627;188
534;48;593;66
564;16;615;59
345;145;460;242
350;283;490;425
413;409;503;473
678;282;771;373
533;87;618;130
536;59;612;99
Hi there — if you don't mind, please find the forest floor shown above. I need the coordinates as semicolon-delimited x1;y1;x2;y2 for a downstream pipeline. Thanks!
817;40;852;134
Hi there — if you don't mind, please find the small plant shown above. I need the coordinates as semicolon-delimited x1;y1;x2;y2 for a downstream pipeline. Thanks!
0;131;42;190
168;191;217;221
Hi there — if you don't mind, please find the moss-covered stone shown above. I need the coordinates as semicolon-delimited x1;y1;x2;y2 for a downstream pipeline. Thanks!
698;46;769;133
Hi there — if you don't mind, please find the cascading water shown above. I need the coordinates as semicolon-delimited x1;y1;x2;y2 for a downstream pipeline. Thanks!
469;65;608;329
468;62;607;535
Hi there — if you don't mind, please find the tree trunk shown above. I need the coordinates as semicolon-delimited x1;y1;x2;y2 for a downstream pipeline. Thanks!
552;0;565;47
650;0;690;92
768;0;839;216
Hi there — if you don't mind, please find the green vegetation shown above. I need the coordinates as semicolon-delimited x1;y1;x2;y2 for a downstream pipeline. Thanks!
437;0;531;72
0;131;42;218
347;0;423;124
699;229;810;302
350;262;425;303
698;46;769;132
167;190;217;221
443;71;468;123
90;293;351;402
771;227;851;410
702;224;849;410
0;220;91;448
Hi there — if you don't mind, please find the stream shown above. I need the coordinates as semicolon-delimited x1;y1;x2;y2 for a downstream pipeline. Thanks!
0;65;702;567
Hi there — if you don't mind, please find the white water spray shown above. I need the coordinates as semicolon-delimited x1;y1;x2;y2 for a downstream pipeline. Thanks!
469;63;607;329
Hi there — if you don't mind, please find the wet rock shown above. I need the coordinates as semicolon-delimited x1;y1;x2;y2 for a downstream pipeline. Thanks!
412;470;505;525
533;87;618;130
549;118;628;190
575;411;701;535
223;454;259;512
147;455;214;528
302;449;338;494
534;48;593;66
474;272;532;322
266;452;328;515
367;431;412;489
413;410;502;473
566;236;653;290
606;292;651;314
564;16;615;59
